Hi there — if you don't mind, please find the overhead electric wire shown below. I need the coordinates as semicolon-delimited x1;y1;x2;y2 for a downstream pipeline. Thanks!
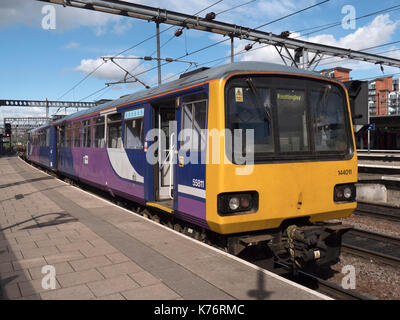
124;0;332;83
122;0;224;77
316;40;400;67
215;0;257;17
197;4;400;73
254;0;330;30
295;4;400;37
78;0;224;101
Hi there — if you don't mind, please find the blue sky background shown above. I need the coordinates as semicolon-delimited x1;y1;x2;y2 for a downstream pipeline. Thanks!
1;0;400;120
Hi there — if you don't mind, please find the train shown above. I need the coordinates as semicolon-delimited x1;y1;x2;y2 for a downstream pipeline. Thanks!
26;61;357;271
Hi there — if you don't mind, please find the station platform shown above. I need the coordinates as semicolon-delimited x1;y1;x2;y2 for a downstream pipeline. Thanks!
0;156;328;300
358;150;400;170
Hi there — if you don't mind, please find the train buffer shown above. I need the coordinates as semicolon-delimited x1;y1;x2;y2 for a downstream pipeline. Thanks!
0;156;329;300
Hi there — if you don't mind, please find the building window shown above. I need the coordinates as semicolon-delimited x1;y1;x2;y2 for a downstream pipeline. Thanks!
107;113;122;148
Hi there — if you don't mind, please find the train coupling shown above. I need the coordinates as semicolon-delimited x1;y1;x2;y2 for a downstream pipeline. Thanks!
281;223;351;270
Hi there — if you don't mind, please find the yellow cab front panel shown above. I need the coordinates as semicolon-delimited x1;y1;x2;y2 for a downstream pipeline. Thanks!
205;73;358;235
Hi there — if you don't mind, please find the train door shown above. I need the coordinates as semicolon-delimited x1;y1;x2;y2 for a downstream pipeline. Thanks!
154;104;176;201
174;92;208;217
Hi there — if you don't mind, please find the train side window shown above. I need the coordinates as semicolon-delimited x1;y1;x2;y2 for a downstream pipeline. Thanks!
46;128;50;147
94;116;105;148
181;98;207;151
66;124;73;147
82;120;92;148
73;122;81;148
107;113;122;148
59;127;65;148
125;117;144;149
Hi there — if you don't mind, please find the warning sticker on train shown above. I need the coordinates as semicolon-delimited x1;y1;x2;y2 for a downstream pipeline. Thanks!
235;88;243;102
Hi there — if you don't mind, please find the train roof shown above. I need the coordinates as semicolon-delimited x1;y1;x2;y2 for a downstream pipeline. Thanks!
30;61;327;132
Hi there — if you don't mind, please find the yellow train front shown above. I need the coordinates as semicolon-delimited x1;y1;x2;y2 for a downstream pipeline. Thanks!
203;63;357;270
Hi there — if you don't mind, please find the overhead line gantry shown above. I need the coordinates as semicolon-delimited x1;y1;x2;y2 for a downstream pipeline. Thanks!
37;0;400;70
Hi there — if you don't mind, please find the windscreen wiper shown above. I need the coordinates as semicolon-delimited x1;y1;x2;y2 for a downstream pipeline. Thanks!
245;77;272;123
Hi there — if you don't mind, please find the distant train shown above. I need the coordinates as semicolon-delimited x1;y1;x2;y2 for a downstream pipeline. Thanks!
27;62;357;270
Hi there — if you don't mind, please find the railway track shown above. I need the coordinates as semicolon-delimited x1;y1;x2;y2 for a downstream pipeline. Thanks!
342;228;400;268
271;261;371;300
355;202;400;223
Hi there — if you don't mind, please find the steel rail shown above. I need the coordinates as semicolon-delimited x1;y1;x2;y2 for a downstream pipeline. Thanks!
348;227;400;246
354;203;400;223
36;0;400;68
341;243;400;268
273;261;371;300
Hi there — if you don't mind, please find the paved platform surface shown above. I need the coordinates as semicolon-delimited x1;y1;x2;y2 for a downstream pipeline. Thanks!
0;156;328;300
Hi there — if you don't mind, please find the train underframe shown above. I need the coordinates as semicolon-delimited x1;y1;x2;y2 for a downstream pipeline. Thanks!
226;221;351;272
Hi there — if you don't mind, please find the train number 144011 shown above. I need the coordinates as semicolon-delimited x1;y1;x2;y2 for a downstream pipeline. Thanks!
338;169;352;176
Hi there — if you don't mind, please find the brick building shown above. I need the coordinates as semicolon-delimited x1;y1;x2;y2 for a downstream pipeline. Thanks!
320;67;352;81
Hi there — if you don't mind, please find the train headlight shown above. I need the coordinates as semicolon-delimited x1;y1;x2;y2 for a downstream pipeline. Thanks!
229;197;240;210
334;184;356;202
343;187;352;199
218;192;258;216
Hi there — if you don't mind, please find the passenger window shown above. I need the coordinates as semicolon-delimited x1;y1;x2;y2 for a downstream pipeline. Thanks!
83;120;92;148
125;117;144;149
73;122;81;148
181;98;207;151
66;124;73;147
59;127;65;148
94;116;105;148
46;128;50;147
107;113;122;148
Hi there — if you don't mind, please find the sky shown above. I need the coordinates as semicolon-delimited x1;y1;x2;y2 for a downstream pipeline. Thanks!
1;0;400;122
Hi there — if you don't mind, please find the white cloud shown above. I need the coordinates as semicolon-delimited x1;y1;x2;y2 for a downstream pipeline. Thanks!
0;0;321;36
65;41;79;49
239;14;400;71
0;0;133;35
75;55;148;82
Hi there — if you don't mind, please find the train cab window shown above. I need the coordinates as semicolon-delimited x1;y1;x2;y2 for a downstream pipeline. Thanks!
73;122;81;148
181;97;207;151
276;89;309;152
125;117;144;149
94;116;105;148
82;120;92;148
66;124;73;147
107;113;122;148
227;86;274;156
311;87;347;152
